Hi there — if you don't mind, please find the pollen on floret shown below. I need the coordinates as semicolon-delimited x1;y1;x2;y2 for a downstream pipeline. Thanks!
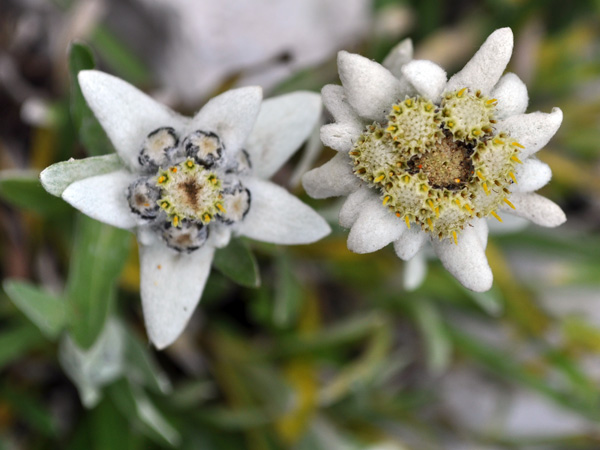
347;88;524;243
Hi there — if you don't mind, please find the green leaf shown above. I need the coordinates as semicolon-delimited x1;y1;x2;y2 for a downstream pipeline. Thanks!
410;299;451;374
66;215;131;349
0;325;45;369
91;397;140;450
0;384;58;437
124;328;171;394
68;42;114;156
90;27;151;86
273;254;303;328
213;238;260;288
40;154;123;197
108;379;181;447
3;279;66;339
0;171;71;216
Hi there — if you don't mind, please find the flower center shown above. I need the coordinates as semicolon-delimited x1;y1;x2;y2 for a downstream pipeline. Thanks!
127;127;252;252
349;89;522;243
155;159;224;226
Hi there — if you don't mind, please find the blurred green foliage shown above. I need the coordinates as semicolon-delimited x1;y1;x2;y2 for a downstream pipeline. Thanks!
0;0;599;449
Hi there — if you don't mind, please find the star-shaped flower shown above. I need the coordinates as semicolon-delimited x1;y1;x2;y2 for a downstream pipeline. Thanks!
303;28;566;292
41;71;330;349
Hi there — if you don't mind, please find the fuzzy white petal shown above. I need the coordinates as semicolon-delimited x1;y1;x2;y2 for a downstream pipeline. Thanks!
501;193;566;227
403;251;427;291
445;28;514;95
491;73;528;120
78;71;184;171
62;170;138;229
40;154;123;197
338;51;411;122
189;86;262;155
347;197;405;254
512;158;552;193
321;85;364;128
140;241;214;350
208;225;232;249
302;153;361;199
237;178;330;244
383;38;414;79
393;227;428;260
402;60;447;104
432;226;493;292
339;187;373;228
471;217;489;248
320;122;362;152
246;91;321;179
497;108;563;159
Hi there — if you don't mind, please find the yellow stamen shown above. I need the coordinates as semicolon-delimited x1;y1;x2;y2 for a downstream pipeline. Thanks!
427;218;433;230
173;216;179;227
486;98;497;105
405;216;410;229
170;167;178;173
382;195;391;206
457;87;467;97
405;98;413;107
509;172;518;184
472;129;481;137
158;175;166;184
374;174;385;183
393;105;401;112
464;204;473;214
427;199;434;209
476;170;485;180
186;160;194;168
216;203;226;213
482;182;490;195
435;207;440;218
455;199;461;206
203;214;211;223
447;121;455;128
452;231;458;245
490;210;503;222
386;126;396;132
503;198;515;209
511;142;525;149
493;137;505;145
511;155;523;164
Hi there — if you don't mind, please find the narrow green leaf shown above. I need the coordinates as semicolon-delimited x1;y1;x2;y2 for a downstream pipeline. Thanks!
66;215;131;349
91;397;138;450
0;325;45;369
108;379;181;447
68;42;114;156
3;279;66;339
0;171;71;216
411;299;451;374
40;154;123;197
124;328;171;394
90;27;151;86
273;254;303;328
0;384;58;437
213;238;260;288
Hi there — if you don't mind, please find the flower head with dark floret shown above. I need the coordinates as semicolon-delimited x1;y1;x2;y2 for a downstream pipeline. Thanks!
303;28;565;292
42;71;329;349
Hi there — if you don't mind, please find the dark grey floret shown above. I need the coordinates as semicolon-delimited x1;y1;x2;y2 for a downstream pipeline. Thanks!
138;127;180;170
183;130;224;168
160;219;209;253
225;149;252;175
216;182;251;224
127;177;161;220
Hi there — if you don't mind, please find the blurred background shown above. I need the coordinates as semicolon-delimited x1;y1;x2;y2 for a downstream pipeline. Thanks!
1;0;600;449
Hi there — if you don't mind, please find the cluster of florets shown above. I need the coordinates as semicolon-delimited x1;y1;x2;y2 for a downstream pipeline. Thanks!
349;88;522;243
127;127;251;252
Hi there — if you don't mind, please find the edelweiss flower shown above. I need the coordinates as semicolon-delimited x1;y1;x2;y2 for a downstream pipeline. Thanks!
303;28;566;292
41;71;330;349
